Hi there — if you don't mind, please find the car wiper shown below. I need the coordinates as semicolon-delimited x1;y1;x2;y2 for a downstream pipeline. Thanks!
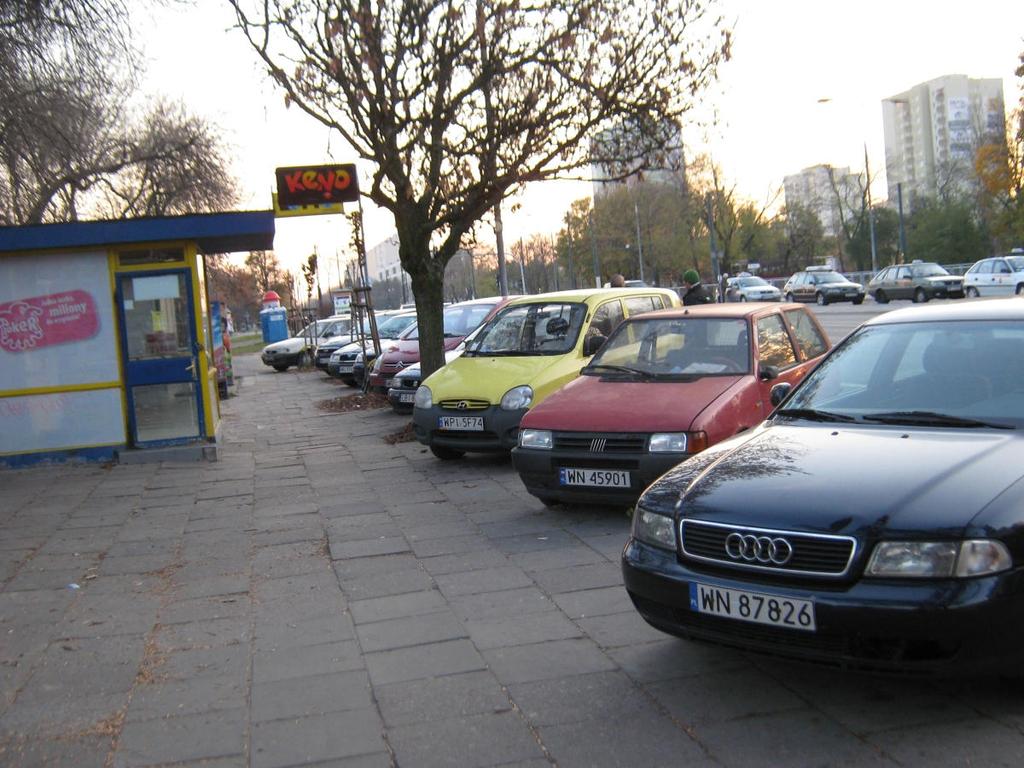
774;407;858;423
582;364;655;379
861;411;1015;430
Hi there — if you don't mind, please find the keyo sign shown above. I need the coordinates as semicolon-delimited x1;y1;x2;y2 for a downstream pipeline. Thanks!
275;164;360;207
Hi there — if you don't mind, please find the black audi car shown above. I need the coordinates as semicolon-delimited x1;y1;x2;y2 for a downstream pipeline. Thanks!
623;298;1024;674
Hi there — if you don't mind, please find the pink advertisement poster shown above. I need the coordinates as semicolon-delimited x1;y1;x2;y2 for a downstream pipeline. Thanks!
0;290;99;353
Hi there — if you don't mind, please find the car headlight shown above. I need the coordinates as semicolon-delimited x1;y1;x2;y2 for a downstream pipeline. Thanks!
519;429;552;449
413;385;432;410
355;351;364;363
632;506;675;550
866;540;1012;578
500;385;533;411
649;433;689;453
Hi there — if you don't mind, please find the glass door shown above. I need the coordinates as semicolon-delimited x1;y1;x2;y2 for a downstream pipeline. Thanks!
116;271;204;446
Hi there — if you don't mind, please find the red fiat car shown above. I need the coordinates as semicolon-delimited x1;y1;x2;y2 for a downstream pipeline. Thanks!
367;296;512;391
511;303;831;507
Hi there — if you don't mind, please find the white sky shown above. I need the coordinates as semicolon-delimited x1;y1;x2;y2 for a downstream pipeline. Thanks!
137;1;1024;280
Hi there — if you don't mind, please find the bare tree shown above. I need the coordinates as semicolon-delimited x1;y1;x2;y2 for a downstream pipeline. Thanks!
0;1;238;224
228;0;731;376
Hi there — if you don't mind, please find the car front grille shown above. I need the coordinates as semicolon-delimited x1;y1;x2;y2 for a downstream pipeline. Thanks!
553;432;647;453
681;520;856;578
439;399;490;410
398;378;420;390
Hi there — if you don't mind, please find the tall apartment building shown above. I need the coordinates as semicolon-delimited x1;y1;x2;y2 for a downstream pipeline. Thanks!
882;74;1005;207
365;234;402;284
783;165;864;236
590;120;686;199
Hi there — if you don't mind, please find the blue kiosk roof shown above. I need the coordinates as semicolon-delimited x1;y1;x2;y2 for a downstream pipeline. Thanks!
0;211;275;255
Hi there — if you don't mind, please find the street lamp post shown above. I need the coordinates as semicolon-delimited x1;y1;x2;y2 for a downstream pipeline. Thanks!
633;201;645;283
896;182;908;261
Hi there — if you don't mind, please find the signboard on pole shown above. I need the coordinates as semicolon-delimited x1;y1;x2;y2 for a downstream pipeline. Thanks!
275;164;360;208
272;193;344;219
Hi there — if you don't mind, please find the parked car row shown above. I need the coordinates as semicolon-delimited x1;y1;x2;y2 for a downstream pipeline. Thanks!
623;298;1024;675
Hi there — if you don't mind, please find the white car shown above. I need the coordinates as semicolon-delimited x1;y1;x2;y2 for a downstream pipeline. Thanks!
327;311;417;383
261;316;350;371
963;252;1024;297
725;275;782;302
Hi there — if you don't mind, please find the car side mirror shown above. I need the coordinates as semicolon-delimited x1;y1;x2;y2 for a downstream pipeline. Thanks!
759;365;779;381
770;382;792;407
583;334;607;357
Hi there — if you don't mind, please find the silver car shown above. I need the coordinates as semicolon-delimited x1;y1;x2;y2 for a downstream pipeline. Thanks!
725;275;782;302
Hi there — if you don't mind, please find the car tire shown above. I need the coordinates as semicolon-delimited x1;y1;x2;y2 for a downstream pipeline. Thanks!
538;496;561;508
272;364;289;372
739;295;747;302
913;287;928;303
1016;284;1024;296
874;290;889;304
430;445;465;460
342;376;357;387
815;292;828;306
966;286;980;298
785;292;795;302
852;296;864;305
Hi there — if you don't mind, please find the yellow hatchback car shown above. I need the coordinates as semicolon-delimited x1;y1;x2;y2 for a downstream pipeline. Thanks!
413;287;682;459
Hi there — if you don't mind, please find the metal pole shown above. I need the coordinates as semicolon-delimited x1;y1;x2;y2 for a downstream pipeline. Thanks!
633;200;645;283
517;238;527;293
495;205;509;296
468;251;476;299
589;212;600;288
864;144;878;273
897;182;908;261
705;192;721;281
566;231;577;289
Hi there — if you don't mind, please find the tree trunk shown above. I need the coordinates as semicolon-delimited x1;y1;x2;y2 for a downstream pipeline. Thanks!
408;260;446;379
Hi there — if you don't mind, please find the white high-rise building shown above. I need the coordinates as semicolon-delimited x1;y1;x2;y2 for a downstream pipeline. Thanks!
783;165;864;236
882;74;1005;206
366;234;403;284
590;120;686;199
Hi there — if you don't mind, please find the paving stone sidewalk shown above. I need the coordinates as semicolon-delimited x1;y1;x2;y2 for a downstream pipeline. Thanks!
2;354;1024;768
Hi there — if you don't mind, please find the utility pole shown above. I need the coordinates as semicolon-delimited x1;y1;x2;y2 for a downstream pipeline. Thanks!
566;231;577;289
476;0;507;297
864;144;878;273
588;212;600;288
633;200;645;283
517;238;528;293
705;192;721;282
896;182;908;262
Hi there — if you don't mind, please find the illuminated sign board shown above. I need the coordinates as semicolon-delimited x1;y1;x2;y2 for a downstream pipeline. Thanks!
275;163;360;208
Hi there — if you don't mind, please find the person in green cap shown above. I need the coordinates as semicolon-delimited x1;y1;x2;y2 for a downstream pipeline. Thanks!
682;269;712;305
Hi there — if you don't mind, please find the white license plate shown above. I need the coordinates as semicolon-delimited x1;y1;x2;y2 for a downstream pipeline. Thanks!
558;468;630;487
689;582;815;631
438;416;483;431
399;392;416;403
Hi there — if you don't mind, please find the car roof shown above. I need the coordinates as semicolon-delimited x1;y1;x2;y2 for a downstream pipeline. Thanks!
634;303;799;320
504;287;677;306
447;295;515;307
863;297;1024;327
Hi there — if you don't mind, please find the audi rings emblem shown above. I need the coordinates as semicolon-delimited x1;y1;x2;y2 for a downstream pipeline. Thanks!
724;533;793;565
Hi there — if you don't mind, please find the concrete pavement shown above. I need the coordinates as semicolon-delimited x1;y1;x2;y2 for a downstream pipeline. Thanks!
2;353;1024;767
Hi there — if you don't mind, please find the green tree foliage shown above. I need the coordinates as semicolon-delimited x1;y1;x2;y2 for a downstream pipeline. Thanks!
228;0;731;376
846;206;900;271
906;199;990;264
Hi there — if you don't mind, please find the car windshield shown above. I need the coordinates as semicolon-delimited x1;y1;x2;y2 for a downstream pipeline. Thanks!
465;302;587;356
780;320;1023;429
377;314;416;339
912;264;950;278
736;277;768;287
400;303;496;340
585;316;750;377
1008;257;1024;271
813;272;846;284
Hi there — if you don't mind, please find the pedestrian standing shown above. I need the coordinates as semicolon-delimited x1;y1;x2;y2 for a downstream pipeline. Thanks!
682;270;713;306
